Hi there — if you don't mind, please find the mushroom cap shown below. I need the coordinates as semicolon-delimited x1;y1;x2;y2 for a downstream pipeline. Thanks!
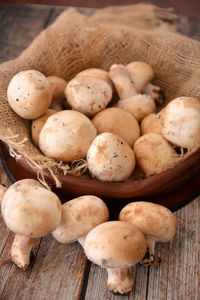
47;76;67;109
84;221;147;268
92;107;140;146
52;195;109;243
7;70;52;119
31;109;57;148
126;61;154;92
87;132;135;182
76;68;113;88
65;76;113;116
160;97;200;148
117;94;156;122
119;202;177;242
39;110;97;162
1;179;62;238
140;113;162;135
133;133;177;176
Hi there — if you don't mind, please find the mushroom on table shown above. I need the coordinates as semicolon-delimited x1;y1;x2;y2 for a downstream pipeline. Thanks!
119;201;177;265
52;195;109;247
84;221;147;294
1;179;62;269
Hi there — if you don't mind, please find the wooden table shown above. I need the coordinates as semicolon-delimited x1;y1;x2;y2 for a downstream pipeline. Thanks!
0;4;199;300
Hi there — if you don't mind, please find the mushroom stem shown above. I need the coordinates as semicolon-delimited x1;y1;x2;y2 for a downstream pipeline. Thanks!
106;267;134;294
143;83;164;105
109;64;137;99
0;184;7;204
142;236;156;266
11;234;35;270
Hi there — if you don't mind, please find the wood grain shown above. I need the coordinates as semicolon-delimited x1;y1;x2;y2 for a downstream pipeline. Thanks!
0;5;87;300
0;3;200;300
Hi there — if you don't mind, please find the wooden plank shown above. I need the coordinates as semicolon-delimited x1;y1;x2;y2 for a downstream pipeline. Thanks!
85;263;149;300
147;198;200;300
0;5;87;300
0;4;58;63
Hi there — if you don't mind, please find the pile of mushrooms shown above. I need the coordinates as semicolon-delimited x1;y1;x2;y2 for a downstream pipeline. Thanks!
3;62;199;293
6;62;200;182
0;180;177;294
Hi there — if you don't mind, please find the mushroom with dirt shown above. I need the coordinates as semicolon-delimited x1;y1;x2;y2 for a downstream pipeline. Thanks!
92;107;140;146
47;76;67;110
52;195;109;247
133;133;178;176
84;221;147;294
7;70;52;119
140;113;162;135
39;110;97;163
75;68;113;89
1;179;62;269
109;64;156;122
119;201;177;265
87;132;135;182
126;61;163;104
160;96;200;149
65;75;113;116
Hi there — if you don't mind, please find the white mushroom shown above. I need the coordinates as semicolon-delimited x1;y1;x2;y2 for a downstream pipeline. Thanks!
84;221;147;294
52;195;109;247
87;132;135;182
109;64;156;122
160;96;200;149
39;110;97;162
119;201;177;265
47;76;67;110
126;61;154;93
133;133;178;176
109;64;137;99
65;76;113;116
92;107;140;146
76;68;113;89
117;94;156;122
7;70;52;119
140;113;162;135
31;109;57;148
126;61;163;104
1;179;62;269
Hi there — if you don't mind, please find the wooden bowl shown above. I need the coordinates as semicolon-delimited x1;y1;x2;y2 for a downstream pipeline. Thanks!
1;141;200;219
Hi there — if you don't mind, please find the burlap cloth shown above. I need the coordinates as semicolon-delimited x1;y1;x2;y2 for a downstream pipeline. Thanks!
0;4;200;187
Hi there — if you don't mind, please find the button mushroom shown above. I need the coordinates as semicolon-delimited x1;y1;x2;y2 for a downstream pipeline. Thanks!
65;76;113;116
47;76;67;110
1;179;62;269
140;113;162;135
7;70;52;119
109;64;156;122
119;201;177;265
87;132;135;182
75;68;113;89
52;195;109;247
117;94;156;122
39;110;97;162
126;61;163;104
133;133;178;176
92;107;140;146
84;221;147;294
160;96;200;149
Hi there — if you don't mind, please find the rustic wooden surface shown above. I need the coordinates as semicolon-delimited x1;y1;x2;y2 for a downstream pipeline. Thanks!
0;4;199;300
